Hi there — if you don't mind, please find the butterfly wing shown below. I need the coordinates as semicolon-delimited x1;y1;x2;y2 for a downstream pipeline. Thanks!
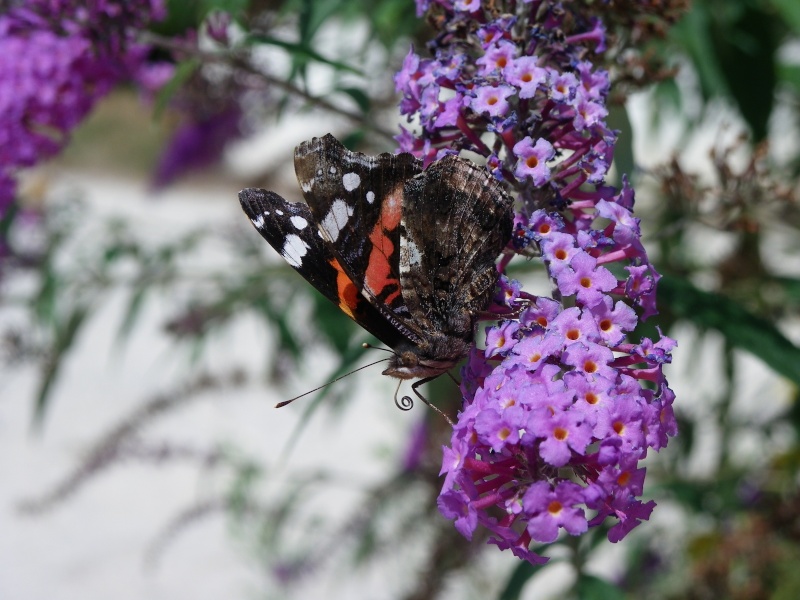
238;187;408;349
293;135;426;344
399;156;514;341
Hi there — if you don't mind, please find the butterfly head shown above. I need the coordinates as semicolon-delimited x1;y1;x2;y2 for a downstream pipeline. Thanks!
381;337;469;380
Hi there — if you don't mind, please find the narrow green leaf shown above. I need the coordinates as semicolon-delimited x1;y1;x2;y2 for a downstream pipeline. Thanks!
659;275;800;387
607;104;633;187
671;4;728;100
713;4;777;141
769;0;800;35
499;561;539;600
33;305;91;428
200;0;250;16
575;574;627;600
776;64;800;95
245;34;362;75
296;0;343;45
774;277;800;305
116;287;148;345
338;86;371;114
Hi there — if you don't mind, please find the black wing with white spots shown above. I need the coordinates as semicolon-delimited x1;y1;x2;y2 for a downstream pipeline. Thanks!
238;188;407;349
294;134;422;321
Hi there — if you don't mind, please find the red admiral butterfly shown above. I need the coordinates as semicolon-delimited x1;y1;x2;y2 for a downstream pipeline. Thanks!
239;134;513;410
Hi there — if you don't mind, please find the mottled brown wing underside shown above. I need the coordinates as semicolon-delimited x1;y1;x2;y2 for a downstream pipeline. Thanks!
399;156;514;340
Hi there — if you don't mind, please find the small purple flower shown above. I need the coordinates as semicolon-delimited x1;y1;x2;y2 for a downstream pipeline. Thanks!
562;342;616;380
470;84;515;118
531;410;592;467
507;333;563;372
476;40;518;76
556;251;618;308
485;320;520;358
455;0;482;13
513;136;554;185
540;232;580;274
523;481;589;542
549;71;579;102
589;297;638;346
504;56;548;99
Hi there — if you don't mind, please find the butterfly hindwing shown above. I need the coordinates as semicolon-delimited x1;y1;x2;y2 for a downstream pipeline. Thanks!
238;188;407;349
399;156;514;339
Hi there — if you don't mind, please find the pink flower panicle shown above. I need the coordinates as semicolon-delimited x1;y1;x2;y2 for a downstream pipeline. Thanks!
399;0;677;564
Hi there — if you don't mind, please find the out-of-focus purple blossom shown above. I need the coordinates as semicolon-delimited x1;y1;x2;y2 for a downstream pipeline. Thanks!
205;11;232;46
401;416;430;472
152;107;244;189
399;0;677;565
0;0;168;210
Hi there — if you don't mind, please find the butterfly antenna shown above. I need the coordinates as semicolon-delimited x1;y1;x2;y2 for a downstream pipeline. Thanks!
275;357;390;408
361;342;397;355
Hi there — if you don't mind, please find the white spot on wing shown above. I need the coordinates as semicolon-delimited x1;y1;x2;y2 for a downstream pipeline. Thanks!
290;215;308;230
329;165;337;174
300;179;313;193
252;214;265;229
342;172;360;191
321;199;354;242
275;209;284;215
282;234;309;268
366;191;375;204
402;239;422;268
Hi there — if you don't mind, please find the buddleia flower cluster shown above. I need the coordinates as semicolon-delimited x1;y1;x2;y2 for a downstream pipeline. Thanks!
0;0;169;211
395;0;677;564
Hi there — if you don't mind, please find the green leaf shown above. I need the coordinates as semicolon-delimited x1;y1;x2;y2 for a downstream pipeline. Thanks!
200;0;250;16
33;304;91;428
672;4;729;100
246;34;363;75
499;561;539;600
777;63;800;95
116;287;148;345
607;104;634;187
295;0;343;46
574;574;626;600
659;275;800;387
712;3;778;142
774;277;800;306
768;0;800;35
338;86;371;114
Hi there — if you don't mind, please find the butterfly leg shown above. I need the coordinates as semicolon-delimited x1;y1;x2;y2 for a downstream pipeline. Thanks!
395;376;455;427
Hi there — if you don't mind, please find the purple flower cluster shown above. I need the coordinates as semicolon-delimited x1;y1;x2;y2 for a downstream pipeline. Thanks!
397;1;678;564
0;0;168;212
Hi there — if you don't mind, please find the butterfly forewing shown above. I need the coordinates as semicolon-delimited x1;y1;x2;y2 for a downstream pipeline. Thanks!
238;188;407;349
293;135;422;325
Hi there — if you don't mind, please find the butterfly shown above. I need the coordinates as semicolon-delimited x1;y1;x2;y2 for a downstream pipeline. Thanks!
239;134;514;412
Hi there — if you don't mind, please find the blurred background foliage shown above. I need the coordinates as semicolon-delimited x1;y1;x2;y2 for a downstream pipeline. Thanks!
3;0;800;598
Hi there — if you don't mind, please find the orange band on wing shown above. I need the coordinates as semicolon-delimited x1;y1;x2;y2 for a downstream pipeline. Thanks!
329;258;359;319
365;188;402;304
